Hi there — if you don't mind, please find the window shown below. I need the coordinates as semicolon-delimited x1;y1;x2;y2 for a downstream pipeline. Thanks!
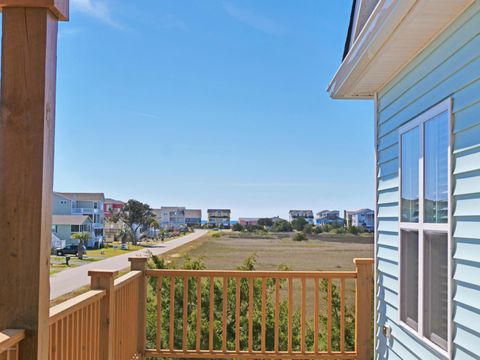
399;99;450;355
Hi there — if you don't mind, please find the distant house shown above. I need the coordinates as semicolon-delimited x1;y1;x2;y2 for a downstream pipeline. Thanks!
185;209;202;227
288;210;314;224
154;207;186;230
207;209;231;228
315;210;343;226
104;198;125;218
53;192;105;247
238;218;259;226
51;214;95;248
344;209;374;232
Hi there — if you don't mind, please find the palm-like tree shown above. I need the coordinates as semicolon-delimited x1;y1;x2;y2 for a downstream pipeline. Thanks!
71;232;90;260
149;219;160;239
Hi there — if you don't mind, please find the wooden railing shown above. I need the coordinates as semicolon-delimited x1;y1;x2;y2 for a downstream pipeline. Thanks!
49;290;104;359
0;329;25;360
42;257;372;360
47;257;147;360
145;258;373;359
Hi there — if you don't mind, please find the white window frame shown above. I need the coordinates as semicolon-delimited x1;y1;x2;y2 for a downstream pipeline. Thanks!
398;98;452;359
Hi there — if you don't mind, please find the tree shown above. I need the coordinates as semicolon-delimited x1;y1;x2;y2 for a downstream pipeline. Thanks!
71;232;90;260
113;199;156;245
150;219;160;239
257;218;273;227
232;223;244;232
291;217;308;231
272;220;293;232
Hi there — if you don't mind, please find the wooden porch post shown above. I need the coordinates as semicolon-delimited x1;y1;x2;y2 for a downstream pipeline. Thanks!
129;257;149;358
0;1;68;359
89;270;117;360
355;258;374;360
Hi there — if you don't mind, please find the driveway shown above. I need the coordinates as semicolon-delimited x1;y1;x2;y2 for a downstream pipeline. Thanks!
50;229;208;300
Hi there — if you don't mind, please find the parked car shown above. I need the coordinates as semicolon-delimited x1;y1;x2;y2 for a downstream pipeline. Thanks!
55;244;87;257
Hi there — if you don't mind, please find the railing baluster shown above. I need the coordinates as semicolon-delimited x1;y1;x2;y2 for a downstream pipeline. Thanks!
222;277;228;353
314;277;319;353
196;277;202;352
142;267;371;359
156;277;163;351
235;278;241;353
261;278;266;353
288;277;293;354
301;278;306;353
169;276;175;351
340;278;346;353
327;279;332;353
248;278;253;353
274;278;280;353
209;276;214;352
183;276;189;352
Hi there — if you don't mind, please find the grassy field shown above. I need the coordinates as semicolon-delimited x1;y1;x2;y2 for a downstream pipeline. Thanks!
161;231;374;272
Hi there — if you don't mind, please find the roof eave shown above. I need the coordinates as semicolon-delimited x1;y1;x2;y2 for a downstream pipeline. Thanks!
328;0;474;100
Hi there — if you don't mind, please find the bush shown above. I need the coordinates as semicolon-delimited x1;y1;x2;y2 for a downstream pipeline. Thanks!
333;227;346;234
304;224;313;234
257;218;273;227
232;223;244;232
314;226;323;234
211;231;222;238
293;232;308;241
347;226;359;235
146;254;356;352
322;224;332;233
291;217;308;231
272;220;293;232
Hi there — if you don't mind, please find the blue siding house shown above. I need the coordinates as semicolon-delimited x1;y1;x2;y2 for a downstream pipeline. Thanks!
329;0;480;359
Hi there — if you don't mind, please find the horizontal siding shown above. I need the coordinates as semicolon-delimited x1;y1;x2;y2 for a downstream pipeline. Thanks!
376;2;480;359
378;188;399;205
454;170;480;195
453;99;480;133
454;281;480;310
454;195;480;216
453;326;480;358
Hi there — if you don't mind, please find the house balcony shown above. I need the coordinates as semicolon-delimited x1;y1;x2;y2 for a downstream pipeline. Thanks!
71;208;100;216
0;258;374;360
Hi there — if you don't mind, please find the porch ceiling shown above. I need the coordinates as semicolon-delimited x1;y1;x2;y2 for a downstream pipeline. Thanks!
328;0;475;99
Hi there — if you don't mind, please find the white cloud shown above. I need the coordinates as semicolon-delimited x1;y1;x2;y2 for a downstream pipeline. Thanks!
224;2;284;35
71;0;120;28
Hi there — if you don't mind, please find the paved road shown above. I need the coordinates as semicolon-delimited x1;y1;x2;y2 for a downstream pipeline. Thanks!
50;229;208;300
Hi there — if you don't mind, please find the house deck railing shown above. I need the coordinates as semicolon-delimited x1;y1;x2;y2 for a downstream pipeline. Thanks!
0;329;25;360
27;257;373;360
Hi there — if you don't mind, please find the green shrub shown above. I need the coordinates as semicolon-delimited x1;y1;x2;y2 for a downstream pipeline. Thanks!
304;224;313;234
291;217;308;231
293;232;308;241
146;254;356;352
232;223;244;232
333;227;346;234
272;220;293;232
322;224;332;233
347;226;359;235
314;226;323;234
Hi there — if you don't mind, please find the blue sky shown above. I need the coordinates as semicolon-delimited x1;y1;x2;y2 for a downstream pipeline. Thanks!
54;0;374;219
